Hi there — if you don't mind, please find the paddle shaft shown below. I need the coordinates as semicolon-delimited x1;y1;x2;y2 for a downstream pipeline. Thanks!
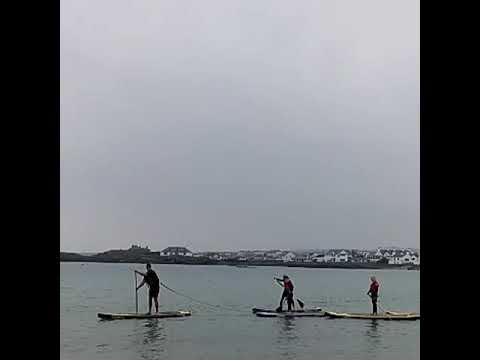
134;271;138;313
377;300;386;313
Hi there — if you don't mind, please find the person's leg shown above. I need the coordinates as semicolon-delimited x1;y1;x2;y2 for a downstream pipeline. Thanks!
148;294;153;314
154;296;159;313
278;292;286;311
372;299;377;315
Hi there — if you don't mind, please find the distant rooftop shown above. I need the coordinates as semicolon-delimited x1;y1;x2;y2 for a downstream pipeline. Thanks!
161;246;192;253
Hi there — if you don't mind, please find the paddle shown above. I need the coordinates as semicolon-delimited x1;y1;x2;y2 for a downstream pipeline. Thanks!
134;270;138;313
377;299;394;314
274;277;305;309
377;301;386;313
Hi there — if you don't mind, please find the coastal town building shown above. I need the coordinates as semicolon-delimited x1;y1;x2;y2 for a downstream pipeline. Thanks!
313;253;326;262
160;247;193;256
334;250;351;263
281;252;296;262
145;245;420;265
80;244;419;266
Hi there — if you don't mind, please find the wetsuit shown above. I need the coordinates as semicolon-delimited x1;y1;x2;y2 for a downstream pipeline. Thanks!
144;269;160;299
367;280;379;314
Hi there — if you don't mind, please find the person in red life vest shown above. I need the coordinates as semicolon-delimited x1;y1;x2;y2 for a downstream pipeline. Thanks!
275;275;295;312
367;276;380;315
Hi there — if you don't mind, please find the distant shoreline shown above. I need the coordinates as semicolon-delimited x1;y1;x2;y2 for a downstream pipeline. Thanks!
60;253;419;271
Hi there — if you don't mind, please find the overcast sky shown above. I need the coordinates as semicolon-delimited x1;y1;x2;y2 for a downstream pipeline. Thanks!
61;0;419;252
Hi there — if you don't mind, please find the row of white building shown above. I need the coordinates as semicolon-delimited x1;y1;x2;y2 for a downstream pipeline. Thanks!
156;247;420;265
259;249;419;265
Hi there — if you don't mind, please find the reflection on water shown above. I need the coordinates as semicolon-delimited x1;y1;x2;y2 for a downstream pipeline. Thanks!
364;320;382;356
280;318;298;342
275;318;299;360
143;320;165;344
139;320;167;360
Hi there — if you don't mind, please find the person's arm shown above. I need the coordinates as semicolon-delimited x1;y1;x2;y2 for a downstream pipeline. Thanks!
137;278;146;290
274;278;285;287
135;270;146;277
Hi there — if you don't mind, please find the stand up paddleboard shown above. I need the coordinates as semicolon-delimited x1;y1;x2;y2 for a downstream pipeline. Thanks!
97;310;192;320
255;310;325;318
252;307;322;314
324;311;420;320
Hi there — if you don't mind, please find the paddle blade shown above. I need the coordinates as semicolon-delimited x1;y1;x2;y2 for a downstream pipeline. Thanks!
297;299;305;309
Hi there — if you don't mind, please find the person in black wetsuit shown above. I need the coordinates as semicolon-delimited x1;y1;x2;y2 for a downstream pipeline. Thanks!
275;275;295;312
135;263;160;314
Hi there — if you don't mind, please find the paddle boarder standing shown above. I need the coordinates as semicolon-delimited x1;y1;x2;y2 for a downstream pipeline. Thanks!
275;275;295;312
367;276;380;315
135;263;160;314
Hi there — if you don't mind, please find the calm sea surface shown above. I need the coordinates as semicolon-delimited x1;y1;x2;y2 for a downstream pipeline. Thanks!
61;262;420;360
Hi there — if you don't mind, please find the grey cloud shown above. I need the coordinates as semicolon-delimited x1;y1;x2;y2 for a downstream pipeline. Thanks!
61;0;419;252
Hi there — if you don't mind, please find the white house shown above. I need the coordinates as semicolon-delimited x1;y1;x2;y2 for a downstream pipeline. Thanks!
387;251;420;265
408;254;418;264
324;250;337;263
313;253;326;263
160;247;193;256
388;254;403;265
387;250;403;264
413;253;420;265
334;250;351;263
367;254;382;263
403;253;413;263
376;249;394;259
402;252;421;264
281;252;296;262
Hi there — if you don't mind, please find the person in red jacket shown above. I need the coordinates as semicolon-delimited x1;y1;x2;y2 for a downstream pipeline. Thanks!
275;275;295;312
367;276;380;315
